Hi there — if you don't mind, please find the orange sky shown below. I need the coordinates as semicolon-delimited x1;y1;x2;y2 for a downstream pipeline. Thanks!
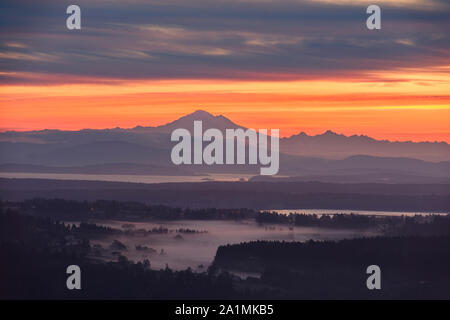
1;0;450;143
1;69;449;142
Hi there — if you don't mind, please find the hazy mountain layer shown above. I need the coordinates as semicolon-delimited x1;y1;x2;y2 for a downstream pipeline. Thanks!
1;110;449;182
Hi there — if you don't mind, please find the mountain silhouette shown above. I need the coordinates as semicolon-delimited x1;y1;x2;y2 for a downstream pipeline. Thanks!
0;110;449;181
280;129;450;162
127;110;243;135
156;110;243;133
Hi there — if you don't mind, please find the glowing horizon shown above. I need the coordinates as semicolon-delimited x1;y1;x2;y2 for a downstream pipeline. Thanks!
1;0;449;143
1;72;449;142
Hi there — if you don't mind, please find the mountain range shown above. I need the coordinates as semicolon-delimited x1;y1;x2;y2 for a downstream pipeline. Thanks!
1;110;449;183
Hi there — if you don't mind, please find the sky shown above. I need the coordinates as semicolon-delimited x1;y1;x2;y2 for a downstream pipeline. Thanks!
0;0;449;141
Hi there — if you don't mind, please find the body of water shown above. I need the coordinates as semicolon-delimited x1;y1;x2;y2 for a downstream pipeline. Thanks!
266;209;449;217
0;172;253;183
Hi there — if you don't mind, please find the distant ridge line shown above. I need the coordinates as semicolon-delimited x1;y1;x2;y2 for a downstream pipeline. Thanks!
1;109;448;145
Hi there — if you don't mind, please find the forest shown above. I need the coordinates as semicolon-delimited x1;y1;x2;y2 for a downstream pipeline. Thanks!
1;200;450;299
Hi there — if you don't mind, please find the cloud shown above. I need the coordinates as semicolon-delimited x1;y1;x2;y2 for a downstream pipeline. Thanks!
0;0;449;83
0;51;57;62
